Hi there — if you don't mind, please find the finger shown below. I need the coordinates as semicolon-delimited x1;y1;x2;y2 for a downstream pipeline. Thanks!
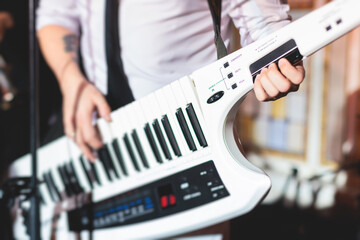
93;92;112;122
254;74;269;102
278;58;305;85
259;68;280;98
75;127;96;162
267;63;292;93
77;107;104;151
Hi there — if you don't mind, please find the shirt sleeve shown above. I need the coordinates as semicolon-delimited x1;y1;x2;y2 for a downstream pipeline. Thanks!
228;0;291;46
36;0;80;35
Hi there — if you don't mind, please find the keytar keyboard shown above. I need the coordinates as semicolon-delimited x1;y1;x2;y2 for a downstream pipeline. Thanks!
9;0;360;239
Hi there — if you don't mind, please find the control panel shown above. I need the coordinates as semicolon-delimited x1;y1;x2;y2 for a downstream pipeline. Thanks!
67;161;229;231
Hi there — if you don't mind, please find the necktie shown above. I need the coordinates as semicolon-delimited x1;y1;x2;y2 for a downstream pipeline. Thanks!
105;0;134;110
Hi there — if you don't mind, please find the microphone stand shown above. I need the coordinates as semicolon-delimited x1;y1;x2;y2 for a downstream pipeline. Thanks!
28;0;41;238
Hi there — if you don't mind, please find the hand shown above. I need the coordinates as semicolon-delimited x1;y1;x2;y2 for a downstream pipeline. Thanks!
62;76;111;162
254;58;305;102
0;12;14;42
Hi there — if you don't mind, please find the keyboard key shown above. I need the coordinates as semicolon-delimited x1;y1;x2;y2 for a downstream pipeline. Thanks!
176;108;197;151
123;133;140;172
131;130;150;169
144;123;163;164
153;119;172;160
97;147;114;181
186;103;208;147
79;156;95;189
161;114;181;157
47;171;62;201
112;139;128;176
42;173;56;202
57;165;73;197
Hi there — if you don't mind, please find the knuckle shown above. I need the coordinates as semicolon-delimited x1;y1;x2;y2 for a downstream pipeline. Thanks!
279;81;292;93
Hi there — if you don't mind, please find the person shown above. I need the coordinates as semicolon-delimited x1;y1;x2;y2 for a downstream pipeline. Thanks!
36;0;305;162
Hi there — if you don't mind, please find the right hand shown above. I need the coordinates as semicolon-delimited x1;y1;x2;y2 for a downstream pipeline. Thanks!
62;74;111;162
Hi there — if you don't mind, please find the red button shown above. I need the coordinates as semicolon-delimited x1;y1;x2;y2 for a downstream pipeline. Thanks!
161;196;168;208
169;194;176;205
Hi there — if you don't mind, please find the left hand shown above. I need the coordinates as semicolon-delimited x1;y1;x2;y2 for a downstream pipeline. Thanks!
254;58;305;102
0;11;14;42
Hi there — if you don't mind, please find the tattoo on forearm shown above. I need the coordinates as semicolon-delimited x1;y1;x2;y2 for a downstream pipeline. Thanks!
63;34;79;62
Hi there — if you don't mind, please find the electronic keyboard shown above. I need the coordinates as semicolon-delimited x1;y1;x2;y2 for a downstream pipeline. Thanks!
9;0;360;239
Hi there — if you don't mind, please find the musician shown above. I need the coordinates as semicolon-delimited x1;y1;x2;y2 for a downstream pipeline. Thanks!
36;0;305;161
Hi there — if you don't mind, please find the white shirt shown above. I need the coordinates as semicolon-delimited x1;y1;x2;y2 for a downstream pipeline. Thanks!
37;0;291;99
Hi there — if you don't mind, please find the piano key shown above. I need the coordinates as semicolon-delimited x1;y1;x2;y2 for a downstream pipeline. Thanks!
186;103;208;147
67;161;84;193
123;133;141;172
160;85;191;156
42;173;56;202
171;80;201;150
144;123;163;164
47;171;62;201
39;181;53;205
66;139;93;192
152;119;172;160
63;163;80;194
139;94;169;162
79;156;94;189
176;108;197;151
112;139;128;176
97;146;114;181
97;118;124;179
93;155;111;187
161;114;182;157
57;165;73;197
90;161;102;186
112;108;140;176
130;101;160;169
131;130;150;169
179;77;209;147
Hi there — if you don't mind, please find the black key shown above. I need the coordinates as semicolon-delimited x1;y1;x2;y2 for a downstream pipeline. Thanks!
176;108;197;151
79;156;94;189
153;119;172;160
186;103;208;147
90;161;101;186
98;145;120;179
43;173;56;202
67;162;84;194
47;171;62;201
57;165;73;197
63;163;80;194
123;133;140;171
161;115;181;157
97;147;113;181
105;145;120;179
131;130;149;169
144;123;163;163
112;139;128;176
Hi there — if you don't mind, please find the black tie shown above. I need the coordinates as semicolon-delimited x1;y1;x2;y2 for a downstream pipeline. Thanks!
105;0;134;110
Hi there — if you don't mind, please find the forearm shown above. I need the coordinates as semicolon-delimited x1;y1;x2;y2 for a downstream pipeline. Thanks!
37;25;85;94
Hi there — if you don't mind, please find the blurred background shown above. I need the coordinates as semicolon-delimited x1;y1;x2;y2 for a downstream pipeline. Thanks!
0;0;359;239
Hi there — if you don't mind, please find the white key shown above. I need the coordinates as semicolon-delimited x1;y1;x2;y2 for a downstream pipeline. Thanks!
154;87;189;157
64;139;93;193
129;101;159;169
112;108;138;176
179;76;210;146
123;104;145;172
39;180;54;206
171;79;202;151
97;118;123;180
163;84;193;154
139;94;167;163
